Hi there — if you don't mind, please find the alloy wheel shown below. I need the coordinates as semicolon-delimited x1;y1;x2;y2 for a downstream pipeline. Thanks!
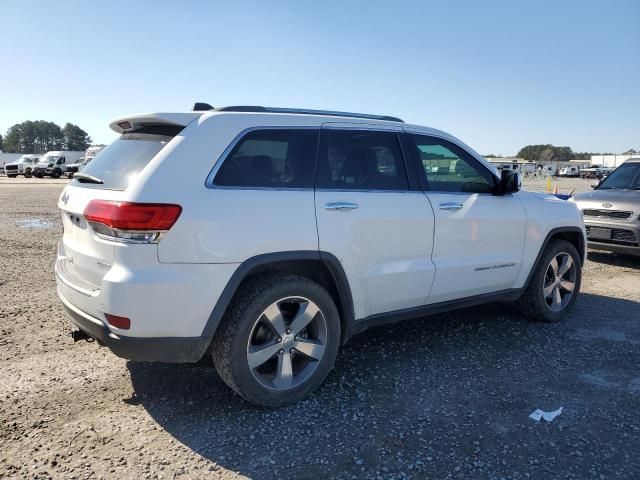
543;252;577;312
246;297;327;391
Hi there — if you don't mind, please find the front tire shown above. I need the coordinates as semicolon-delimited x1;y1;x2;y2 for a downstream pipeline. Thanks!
517;239;581;322
211;273;341;407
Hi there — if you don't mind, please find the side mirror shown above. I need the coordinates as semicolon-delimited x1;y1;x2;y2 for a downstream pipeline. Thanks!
495;169;519;195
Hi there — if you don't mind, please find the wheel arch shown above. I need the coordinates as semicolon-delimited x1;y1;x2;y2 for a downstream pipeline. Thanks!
523;226;585;290
201;251;354;342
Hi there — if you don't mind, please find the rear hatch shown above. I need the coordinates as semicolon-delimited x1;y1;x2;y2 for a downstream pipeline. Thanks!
57;127;183;291
57;187;124;291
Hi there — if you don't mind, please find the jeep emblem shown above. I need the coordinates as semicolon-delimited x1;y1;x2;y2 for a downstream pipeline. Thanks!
602;202;613;208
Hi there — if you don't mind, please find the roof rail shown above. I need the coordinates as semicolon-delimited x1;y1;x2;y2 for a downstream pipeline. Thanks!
214;106;404;123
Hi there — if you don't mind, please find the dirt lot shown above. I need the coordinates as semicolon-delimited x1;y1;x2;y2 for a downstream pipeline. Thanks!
1;179;639;479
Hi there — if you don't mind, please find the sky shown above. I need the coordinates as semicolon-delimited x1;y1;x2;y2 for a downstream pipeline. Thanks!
0;0;638;156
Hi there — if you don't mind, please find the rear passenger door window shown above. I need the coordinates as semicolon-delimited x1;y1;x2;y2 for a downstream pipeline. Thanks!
409;134;493;193
214;129;318;188
317;129;409;191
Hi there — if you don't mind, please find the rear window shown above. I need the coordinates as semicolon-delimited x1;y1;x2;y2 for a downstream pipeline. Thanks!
72;133;172;190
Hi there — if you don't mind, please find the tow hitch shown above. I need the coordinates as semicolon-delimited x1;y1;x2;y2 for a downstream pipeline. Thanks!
70;329;94;342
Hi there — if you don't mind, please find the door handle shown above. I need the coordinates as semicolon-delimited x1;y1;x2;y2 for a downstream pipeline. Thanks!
438;202;464;210
325;202;359;211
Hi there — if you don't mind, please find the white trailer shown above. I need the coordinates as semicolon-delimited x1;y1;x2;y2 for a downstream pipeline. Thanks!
559;165;580;177
542;164;557;176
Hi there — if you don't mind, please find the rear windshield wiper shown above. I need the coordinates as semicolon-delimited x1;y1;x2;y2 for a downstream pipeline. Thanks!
74;173;104;184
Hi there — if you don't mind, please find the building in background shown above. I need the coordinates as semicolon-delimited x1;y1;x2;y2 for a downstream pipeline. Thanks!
591;150;640;168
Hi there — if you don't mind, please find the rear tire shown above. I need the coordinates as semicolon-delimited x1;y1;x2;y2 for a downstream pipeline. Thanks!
517;239;581;322
52;169;61;179
211;273;341;407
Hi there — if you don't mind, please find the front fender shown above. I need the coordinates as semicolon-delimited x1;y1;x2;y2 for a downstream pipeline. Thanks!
515;191;586;288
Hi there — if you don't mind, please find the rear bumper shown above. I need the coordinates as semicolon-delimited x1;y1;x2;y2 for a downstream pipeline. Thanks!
54;238;238;361
59;290;210;362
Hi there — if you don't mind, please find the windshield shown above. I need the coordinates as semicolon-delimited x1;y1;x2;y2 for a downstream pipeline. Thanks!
41;156;60;164
18;157;33;164
597;162;640;190
72;133;171;190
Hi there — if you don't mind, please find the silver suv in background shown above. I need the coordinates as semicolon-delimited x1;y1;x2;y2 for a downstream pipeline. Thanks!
572;158;640;256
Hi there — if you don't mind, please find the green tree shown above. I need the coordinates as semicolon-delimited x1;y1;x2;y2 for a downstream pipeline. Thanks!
2;120;71;153
62;123;92;151
0;133;3;151
517;144;573;162
3;124;23;153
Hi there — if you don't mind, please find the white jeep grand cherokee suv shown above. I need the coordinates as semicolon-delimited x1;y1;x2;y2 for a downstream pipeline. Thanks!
56;105;586;406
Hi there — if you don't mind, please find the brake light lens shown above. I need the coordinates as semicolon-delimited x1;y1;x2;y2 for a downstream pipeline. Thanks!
84;200;181;243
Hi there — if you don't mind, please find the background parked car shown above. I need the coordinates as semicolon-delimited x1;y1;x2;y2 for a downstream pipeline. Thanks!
3;154;41;177
66;146;106;178
65;157;88;178
572;159;640;256
33;151;84;178
580;166;604;179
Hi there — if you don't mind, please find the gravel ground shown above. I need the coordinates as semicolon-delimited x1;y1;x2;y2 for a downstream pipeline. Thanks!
1;180;639;479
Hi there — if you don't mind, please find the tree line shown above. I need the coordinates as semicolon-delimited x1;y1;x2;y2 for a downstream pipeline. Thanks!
1;120;92;153
485;144;621;162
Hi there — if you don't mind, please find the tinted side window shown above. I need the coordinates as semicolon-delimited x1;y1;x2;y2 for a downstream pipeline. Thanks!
317;130;408;190
214;129;318;188
410;135;493;193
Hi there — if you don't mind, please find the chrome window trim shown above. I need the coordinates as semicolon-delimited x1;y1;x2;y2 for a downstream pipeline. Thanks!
315;189;422;194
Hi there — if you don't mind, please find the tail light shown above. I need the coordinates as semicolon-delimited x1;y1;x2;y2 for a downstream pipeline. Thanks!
84;200;182;243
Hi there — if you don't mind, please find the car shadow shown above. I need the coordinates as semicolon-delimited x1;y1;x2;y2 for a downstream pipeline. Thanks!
127;293;640;479
587;250;640;270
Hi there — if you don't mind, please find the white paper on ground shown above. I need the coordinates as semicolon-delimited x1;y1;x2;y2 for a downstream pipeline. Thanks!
529;407;563;422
